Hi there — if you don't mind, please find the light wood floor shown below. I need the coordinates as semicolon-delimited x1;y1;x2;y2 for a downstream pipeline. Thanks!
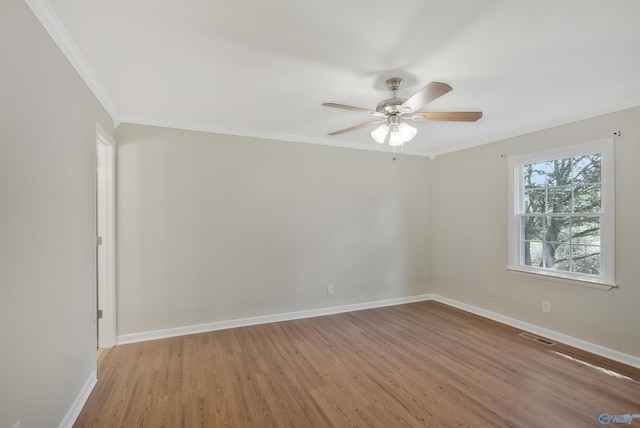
75;301;640;427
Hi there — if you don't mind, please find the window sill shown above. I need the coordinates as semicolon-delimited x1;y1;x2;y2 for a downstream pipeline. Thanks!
506;267;617;290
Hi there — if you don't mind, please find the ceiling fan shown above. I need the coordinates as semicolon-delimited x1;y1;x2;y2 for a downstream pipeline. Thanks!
322;77;482;147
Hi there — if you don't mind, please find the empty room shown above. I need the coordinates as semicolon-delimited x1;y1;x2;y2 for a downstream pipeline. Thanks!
2;1;640;427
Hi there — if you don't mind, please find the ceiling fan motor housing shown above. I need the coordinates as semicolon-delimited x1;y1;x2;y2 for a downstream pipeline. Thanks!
376;98;407;114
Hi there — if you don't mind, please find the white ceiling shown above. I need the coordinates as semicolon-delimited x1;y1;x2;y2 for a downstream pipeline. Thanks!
30;0;640;157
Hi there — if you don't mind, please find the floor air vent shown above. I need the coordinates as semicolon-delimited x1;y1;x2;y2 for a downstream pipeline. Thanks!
518;332;556;346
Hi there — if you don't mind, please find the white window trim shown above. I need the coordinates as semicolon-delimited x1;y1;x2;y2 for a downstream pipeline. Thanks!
507;138;616;289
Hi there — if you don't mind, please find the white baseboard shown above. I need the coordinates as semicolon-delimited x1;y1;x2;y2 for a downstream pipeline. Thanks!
58;371;97;428
431;295;640;369
116;292;639;370
117;293;435;345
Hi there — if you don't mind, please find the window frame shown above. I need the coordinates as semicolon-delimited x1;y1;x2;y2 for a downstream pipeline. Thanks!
507;138;616;289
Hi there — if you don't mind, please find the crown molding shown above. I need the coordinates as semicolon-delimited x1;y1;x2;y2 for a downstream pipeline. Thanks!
24;0;120;125
118;114;433;158
24;0;640;159
428;96;640;159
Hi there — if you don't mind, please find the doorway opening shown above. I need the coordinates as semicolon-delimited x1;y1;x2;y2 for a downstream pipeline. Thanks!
96;123;116;349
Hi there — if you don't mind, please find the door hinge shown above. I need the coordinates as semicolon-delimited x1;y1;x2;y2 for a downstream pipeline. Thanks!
97;309;103;319
97;236;103;246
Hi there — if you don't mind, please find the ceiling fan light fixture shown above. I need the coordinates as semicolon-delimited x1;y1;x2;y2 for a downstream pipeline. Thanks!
370;124;389;144
389;129;405;147
398;122;417;142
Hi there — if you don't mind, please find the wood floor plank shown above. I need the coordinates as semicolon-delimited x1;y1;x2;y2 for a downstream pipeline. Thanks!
74;301;640;427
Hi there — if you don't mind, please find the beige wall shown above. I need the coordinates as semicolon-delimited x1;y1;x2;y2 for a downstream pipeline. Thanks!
431;106;640;357
3;2;638;425
116;124;432;335
0;1;115;427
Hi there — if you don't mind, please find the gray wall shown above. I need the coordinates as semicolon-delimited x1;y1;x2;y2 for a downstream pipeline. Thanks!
0;1;115;427
431;106;640;357
115;124;432;335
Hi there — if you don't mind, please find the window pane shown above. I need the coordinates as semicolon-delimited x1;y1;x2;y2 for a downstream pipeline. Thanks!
549;243;570;271
523;216;544;241
523;241;543;267
571;217;600;245
572;153;601;185
547;188;572;213
546;158;572;187
545;217;570;243
571;245;600;274
574;184;600;213
524;189;545;213
524;162;546;188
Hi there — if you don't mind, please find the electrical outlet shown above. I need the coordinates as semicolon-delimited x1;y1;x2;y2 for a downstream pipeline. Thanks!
489;287;496;297
542;300;551;313
327;284;335;295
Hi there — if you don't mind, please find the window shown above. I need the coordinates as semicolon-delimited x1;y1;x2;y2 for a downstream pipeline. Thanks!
507;139;615;288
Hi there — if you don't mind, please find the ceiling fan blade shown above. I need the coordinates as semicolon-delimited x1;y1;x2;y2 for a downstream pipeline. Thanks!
322;103;386;117
400;82;453;113
410;111;483;122
328;120;385;135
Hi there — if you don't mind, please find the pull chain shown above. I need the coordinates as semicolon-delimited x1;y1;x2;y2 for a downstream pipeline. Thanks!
392;145;405;161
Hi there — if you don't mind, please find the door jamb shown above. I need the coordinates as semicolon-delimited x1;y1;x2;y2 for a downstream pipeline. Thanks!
96;123;116;348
